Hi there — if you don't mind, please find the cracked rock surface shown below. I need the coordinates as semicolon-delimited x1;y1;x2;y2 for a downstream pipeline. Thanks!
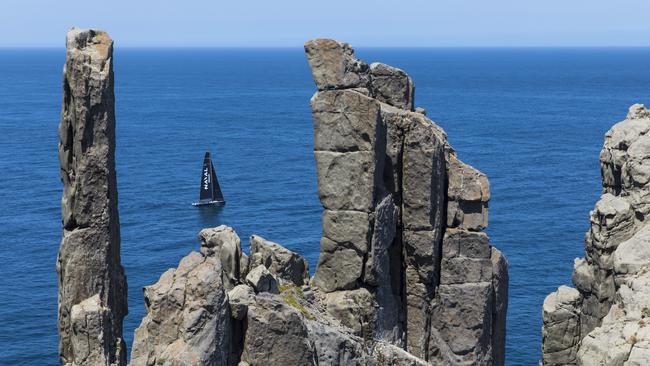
57;28;127;366
542;104;650;366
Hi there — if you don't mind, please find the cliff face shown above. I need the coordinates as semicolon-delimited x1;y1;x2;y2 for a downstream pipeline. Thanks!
541;104;650;365
306;38;509;365
57;29;127;366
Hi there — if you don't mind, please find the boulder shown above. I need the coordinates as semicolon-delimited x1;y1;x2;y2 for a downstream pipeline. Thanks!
245;265;280;294
369;62;414;111
248;235;309;286
240;296;316;366
228;284;255;320
304;39;369;91
198;225;243;290
129;251;230;366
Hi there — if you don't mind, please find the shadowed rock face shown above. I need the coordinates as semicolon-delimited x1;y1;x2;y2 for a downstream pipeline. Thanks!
306;38;508;365
57;28;127;366
541;104;650;366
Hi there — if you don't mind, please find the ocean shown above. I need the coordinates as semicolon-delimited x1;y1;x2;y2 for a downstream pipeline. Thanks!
2;47;650;365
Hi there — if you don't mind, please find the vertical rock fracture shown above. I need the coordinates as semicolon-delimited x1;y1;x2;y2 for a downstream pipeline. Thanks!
306;38;509;365
541;104;650;365
57;28;127;366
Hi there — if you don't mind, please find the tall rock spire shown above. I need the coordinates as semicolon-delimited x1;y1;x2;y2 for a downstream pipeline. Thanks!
305;38;508;365
56;28;127;366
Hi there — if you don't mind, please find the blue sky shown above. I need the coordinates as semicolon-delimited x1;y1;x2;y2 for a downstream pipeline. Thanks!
3;0;650;47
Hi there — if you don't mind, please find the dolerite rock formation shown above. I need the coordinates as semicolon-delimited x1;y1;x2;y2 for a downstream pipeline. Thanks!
130;226;429;366
57;29;127;366
541;104;650;365
305;38;509;365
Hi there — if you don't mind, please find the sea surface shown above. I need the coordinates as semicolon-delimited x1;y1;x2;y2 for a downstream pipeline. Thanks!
2;47;650;365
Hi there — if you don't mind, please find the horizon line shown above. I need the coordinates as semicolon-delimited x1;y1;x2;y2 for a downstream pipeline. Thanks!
3;45;650;50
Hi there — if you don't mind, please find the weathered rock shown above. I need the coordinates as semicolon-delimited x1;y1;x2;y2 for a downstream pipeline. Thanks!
542;104;650;365
68;295;115;366
324;288;376;338
248;235;309;286
245;265;280;294
311;89;381;153
240;296;316;366
541;286;581;366
129;250;231;366
490;248;509;366
575;269;650;365
369;62;414;111
447;156;490;231
307;38;507;365
57;28;127;366
198;225;243;290
304;39;369;91
228;284;255;320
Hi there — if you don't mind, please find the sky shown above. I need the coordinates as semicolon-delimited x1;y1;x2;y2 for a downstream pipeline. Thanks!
2;0;650;47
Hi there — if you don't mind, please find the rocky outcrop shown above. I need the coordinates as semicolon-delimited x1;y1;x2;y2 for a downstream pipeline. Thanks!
57;28;127;366
129;250;231;366
130;226;437;365
306;38;508;365
541;104;650;365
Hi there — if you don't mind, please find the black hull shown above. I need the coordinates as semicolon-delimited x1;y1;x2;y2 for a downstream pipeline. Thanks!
192;200;226;207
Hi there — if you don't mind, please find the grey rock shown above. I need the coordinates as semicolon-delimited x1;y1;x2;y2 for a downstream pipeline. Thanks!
324;288;376;338
491;248;509;366
442;228;491;259
447;156;490;231
198;225;243;290
542;104;650;366
314;150;379;212
240;296;316;366
541;286;581;366
240;252;250;280
306;38;507;364
401;111;447;231
369;62;414;110
304;39;369;91
68;295;115;366
57;28;127;366
321;209;371;254
245;265;280;294
613;223;650;275
129;251;230;366
228;284;255;320
312;238;364;292
311;90;381;153
248;235;309;286
428;282;494;365
371;342;429;366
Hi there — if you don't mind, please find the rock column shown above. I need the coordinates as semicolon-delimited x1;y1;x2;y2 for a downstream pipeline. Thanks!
57;28;127;366
306;39;508;365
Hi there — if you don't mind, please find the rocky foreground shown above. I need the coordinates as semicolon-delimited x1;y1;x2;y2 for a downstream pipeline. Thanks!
57;29;509;366
541;105;650;365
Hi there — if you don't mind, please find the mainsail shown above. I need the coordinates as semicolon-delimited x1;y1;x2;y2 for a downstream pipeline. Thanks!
193;152;225;206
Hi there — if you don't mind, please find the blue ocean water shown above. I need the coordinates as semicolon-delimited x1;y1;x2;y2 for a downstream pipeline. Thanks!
1;47;650;365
